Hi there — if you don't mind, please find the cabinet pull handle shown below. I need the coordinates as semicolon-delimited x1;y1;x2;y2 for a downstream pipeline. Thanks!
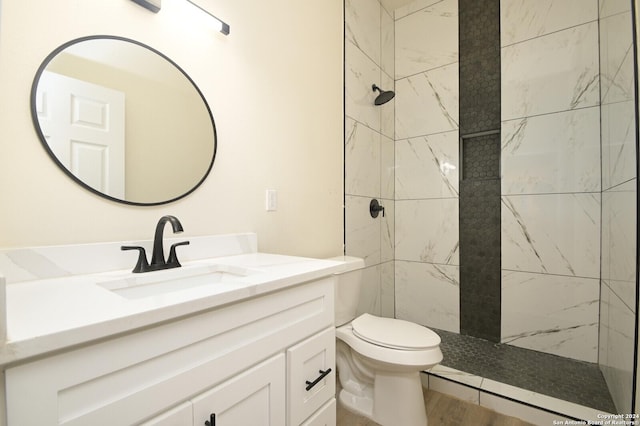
205;413;216;426
305;368;332;391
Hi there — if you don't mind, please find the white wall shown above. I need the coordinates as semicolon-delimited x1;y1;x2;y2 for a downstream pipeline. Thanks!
0;0;344;258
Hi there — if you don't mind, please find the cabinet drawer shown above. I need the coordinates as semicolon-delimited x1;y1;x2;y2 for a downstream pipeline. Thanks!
287;327;335;426
301;399;336;426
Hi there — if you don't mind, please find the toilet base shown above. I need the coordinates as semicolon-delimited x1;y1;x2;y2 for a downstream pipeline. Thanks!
338;370;428;426
338;388;373;418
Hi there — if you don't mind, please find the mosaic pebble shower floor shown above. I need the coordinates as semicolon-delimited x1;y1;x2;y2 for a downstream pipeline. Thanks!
434;328;616;414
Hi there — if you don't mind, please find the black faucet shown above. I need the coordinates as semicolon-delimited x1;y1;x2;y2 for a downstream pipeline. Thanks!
121;215;190;273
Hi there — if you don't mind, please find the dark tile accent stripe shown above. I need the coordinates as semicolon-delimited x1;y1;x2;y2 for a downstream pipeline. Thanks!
459;0;502;342
459;0;501;136
459;178;501;341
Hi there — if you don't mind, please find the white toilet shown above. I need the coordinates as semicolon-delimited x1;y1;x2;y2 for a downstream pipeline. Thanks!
332;256;442;426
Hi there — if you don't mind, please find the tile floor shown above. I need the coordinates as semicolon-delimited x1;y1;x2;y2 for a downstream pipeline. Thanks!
434;328;616;413
336;388;535;426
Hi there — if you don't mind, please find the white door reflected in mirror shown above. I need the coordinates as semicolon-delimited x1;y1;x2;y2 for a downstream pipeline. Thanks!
36;71;126;198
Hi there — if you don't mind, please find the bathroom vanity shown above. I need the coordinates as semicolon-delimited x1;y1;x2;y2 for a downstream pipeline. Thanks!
0;233;341;425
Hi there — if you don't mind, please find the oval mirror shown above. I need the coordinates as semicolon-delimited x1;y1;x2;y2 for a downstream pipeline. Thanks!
30;35;217;205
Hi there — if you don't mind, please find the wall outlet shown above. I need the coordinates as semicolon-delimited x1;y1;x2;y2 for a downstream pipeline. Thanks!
266;190;277;211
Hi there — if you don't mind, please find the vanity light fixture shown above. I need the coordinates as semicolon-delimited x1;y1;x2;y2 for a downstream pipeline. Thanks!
130;0;230;36
131;0;161;13
185;0;230;35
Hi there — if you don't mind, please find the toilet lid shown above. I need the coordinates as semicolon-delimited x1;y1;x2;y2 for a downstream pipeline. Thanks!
351;313;441;350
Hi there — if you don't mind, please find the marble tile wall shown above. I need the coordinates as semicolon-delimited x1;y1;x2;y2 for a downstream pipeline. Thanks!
344;0;395;319
499;0;601;363
598;0;637;413
394;0;460;333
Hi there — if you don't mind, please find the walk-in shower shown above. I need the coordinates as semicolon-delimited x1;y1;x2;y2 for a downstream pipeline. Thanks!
345;0;638;419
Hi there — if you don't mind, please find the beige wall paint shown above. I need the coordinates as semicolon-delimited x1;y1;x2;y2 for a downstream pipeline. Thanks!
0;0;344;258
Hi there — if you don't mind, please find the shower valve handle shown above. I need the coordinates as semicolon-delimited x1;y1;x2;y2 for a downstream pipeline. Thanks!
370;199;385;218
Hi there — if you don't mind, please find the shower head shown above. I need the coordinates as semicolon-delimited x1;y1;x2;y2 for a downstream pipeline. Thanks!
372;84;395;105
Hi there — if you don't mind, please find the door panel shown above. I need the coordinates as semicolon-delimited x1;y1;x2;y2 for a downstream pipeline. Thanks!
36;70;125;198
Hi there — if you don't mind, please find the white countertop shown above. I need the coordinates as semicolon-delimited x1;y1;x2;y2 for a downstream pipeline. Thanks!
1;252;343;366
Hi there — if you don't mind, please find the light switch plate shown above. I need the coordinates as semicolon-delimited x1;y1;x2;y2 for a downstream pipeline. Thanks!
131;0;161;13
266;190;278;211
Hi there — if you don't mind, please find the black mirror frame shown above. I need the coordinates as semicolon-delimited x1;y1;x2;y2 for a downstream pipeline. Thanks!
30;35;217;206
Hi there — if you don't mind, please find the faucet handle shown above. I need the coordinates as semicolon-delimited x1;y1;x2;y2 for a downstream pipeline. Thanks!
121;246;150;273
167;241;190;267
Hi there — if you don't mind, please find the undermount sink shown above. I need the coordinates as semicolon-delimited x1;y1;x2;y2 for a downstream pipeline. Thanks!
98;264;259;299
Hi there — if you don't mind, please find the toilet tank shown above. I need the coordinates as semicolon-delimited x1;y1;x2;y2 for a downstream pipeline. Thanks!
329;256;365;326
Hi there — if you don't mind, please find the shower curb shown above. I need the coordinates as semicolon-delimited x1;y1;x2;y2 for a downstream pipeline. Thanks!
421;366;614;424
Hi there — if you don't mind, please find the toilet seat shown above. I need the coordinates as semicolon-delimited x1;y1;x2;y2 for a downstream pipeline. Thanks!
351;313;441;350
336;318;443;368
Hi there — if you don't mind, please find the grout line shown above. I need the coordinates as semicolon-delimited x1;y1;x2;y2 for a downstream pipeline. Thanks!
500;19;599;49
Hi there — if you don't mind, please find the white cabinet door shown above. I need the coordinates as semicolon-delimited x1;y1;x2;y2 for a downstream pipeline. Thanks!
140;401;193;426
287;327;336;425
192;354;286;426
